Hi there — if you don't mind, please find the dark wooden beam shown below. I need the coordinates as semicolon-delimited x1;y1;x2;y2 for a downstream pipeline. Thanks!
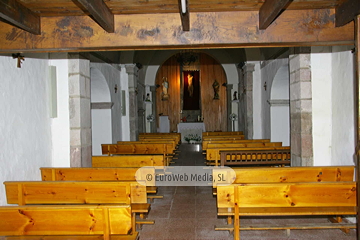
259;0;292;29
72;0;114;33
0;0;40;35
335;0;360;27
0;9;353;53
178;0;190;31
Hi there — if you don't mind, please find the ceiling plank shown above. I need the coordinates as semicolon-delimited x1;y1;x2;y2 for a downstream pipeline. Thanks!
259;0;292;29
335;0;360;27
178;0;190;31
0;9;353;53
0;0;40;35
72;0;114;33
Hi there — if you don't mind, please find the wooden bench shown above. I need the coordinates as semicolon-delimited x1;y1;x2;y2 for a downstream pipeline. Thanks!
92;155;166;168
205;142;286;166
40;167;163;202
0;205;138;240
202;131;244;136
101;143;173;165
202;139;270;152
215;182;357;239
4;180;154;228
117;140;178;151
202;135;245;142
219;148;291;167
139;133;181;144
212;166;355;195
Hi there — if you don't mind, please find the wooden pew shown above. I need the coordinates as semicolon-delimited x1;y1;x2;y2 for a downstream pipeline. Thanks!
219;148;291;167
92;155;166;168
215;182;357;239
202;135;245;142
4;180;153;228
139;133;181;144
205;142;286;166
202;139;270;151
117;140;178;151
202;131;243;136
0;205;138;240
40;167;163;202
212;166;355;195
101;143;173;165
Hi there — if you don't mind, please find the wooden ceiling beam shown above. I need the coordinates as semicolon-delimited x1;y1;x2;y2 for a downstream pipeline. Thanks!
0;0;40;35
335;0;360;27
0;9;353;53
72;0;114;33
178;0;190;31
259;0;292;29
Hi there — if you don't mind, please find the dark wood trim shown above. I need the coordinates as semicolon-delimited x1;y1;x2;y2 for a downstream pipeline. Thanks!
178;0;190;31
335;0;360;27
73;0;114;33
259;0;292;29
355;14;360;240
0;0;40;35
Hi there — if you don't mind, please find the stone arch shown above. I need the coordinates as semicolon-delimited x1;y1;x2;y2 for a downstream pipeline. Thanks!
90;67;112;155
269;65;290;146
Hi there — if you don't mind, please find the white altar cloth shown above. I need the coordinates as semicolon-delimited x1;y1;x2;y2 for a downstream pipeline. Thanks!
177;122;206;142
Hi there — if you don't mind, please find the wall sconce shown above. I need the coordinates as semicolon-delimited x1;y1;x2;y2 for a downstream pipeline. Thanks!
263;82;267;91
12;53;25;68
114;84;118;93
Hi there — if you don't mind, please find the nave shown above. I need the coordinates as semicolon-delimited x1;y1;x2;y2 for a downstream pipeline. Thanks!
139;143;356;240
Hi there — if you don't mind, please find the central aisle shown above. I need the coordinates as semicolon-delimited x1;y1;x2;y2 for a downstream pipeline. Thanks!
139;143;356;240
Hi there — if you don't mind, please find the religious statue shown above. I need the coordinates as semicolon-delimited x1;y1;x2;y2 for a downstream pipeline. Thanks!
233;91;238;100
212;79;220;100
162;77;169;100
145;93;151;102
187;73;194;97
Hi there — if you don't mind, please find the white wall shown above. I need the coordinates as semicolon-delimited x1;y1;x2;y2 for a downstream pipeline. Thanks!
252;62;262;139
0;54;52;205
311;46;355;166
331;46;355;166
90;67;112;155
49;53;70;167
120;64;130;140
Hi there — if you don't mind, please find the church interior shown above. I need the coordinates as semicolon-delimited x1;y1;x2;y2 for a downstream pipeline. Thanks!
0;0;359;239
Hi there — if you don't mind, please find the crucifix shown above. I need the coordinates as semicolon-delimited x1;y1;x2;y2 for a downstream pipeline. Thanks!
12;53;25;68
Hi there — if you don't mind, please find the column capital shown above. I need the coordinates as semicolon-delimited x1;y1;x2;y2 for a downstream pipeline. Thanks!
125;64;137;74
150;85;157;92
243;63;255;72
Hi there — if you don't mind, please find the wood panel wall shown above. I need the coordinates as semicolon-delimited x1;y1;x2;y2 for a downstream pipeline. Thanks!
156;53;227;132
200;53;227;132
156;56;181;132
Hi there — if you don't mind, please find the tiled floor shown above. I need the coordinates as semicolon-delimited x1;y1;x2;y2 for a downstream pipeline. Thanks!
139;143;357;240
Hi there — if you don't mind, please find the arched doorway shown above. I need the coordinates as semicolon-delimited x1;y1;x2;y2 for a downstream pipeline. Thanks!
154;52;228;135
90;67;112;155
270;65;290;146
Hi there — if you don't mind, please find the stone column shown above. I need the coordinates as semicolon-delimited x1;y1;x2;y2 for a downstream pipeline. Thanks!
289;47;313;166
68;53;92;167
243;63;255;139
226;84;233;131
150;85;157;133
126;64;138;141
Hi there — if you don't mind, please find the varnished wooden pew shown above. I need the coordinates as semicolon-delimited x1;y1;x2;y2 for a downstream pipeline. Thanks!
40;167;163;202
0;205;138;240
101;143;173;165
202;135;245;142
92;155;166;168
4;180;154;228
205;142;286;166
215;181;356;239
139;133;181;144
212;166;355;195
202;131;243;136
117;140;178;151
202;139;270;151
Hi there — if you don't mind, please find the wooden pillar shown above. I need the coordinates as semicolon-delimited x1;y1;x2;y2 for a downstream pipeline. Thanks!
355;15;360;240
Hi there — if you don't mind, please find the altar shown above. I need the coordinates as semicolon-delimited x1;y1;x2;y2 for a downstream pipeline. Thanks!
177;122;206;143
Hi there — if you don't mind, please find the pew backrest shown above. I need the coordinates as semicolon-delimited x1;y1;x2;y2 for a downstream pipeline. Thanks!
101;143;173;155
202;131;244;136
0;205;135;239
202;139;270;151
92;155;165;168
40;167;155;186
4;181;147;205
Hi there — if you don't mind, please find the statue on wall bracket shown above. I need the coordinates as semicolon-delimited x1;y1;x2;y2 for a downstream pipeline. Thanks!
162;77;169;101
212;79;220;100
